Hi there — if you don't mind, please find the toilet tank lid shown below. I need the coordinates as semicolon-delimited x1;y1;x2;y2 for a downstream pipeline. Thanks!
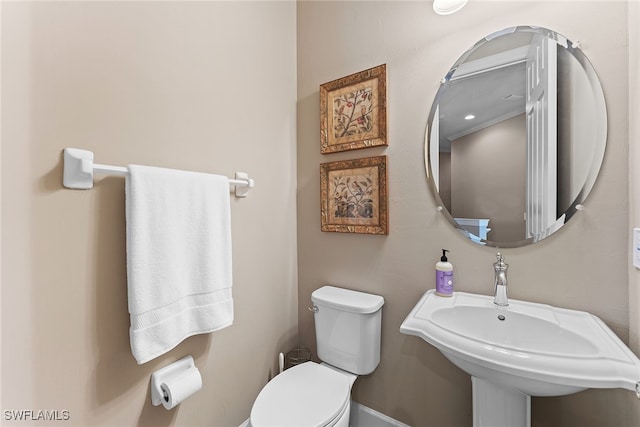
311;286;384;314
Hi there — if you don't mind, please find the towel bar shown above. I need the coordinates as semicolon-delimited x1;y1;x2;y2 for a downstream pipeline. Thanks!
63;148;255;198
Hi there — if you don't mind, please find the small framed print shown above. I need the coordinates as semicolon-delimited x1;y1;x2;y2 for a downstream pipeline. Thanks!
320;156;388;235
320;64;387;154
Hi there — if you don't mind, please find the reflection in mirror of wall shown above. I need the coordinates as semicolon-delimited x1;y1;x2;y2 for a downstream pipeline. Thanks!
426;26;607;248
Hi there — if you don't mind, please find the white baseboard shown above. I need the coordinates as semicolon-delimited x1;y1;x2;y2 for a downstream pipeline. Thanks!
349;401;411;427
239;401;410;427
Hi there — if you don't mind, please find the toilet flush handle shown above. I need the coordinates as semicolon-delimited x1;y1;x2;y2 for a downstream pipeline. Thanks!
308;305;319;313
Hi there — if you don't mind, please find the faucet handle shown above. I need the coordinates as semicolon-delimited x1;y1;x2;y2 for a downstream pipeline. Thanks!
494;253;508;270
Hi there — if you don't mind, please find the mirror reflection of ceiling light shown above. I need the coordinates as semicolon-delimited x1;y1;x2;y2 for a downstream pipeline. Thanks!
433;0;468;15
465;114;476;120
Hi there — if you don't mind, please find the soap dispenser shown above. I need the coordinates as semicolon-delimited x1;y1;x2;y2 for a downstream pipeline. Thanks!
435;249;454;297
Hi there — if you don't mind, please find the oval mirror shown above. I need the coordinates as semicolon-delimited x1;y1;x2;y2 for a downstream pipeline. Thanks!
426;26;607;247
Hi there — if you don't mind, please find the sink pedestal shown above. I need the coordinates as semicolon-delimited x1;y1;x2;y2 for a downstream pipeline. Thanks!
472;377;530;427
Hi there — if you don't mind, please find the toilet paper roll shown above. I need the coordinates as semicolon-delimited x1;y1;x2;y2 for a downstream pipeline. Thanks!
160;367;203;410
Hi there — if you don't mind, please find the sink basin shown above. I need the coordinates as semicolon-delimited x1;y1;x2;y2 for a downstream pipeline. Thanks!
432;305;598;356
400;290;640;426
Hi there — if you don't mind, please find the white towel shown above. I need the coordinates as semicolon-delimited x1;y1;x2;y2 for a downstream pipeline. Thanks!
125;164;233;365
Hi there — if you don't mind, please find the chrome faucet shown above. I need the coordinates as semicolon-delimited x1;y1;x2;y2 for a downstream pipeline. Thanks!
493;253;509;306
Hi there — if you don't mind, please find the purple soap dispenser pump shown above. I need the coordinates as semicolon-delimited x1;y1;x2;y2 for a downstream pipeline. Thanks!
435;249;454;297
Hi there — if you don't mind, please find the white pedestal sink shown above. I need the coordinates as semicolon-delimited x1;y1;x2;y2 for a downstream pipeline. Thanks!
400;290;640;427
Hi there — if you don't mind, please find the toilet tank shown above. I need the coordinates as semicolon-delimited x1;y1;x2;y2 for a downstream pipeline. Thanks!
311;286;384;375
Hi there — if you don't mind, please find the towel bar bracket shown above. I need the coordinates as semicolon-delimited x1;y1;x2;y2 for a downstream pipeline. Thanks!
63;148;95;189
62;148;254;197
233;172;254;198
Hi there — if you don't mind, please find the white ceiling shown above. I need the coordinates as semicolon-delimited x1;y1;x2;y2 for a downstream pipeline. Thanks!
438;61;526;148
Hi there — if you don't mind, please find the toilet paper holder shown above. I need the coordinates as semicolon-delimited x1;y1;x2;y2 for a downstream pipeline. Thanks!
150;355;196;406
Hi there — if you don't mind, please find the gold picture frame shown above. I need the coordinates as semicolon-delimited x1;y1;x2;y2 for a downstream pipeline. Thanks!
320;64;387;154
320;156;388;235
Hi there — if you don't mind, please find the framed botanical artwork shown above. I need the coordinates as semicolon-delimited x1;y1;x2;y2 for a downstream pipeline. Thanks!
320;156;388;235
320;64;387;154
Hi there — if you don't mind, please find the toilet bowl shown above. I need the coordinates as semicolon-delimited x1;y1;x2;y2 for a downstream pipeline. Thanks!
250;361;356;427
249;286;384;427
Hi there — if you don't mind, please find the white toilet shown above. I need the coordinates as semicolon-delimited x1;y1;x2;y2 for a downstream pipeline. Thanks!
250;285;384;427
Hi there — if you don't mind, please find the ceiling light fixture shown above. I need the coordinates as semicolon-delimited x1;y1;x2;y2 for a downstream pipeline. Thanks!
433;0;468;15
465;114;476;120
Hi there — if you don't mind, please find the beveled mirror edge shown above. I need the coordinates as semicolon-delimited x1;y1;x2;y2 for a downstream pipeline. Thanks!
424;25;608;248
562;42;608;223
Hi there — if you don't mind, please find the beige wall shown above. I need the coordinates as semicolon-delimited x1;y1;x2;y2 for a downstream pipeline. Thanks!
1;2;297;426
629;0;640;421
298;1;637;426
629;0;640;369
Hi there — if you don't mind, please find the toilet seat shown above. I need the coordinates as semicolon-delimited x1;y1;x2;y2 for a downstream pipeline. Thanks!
250;361;351;427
